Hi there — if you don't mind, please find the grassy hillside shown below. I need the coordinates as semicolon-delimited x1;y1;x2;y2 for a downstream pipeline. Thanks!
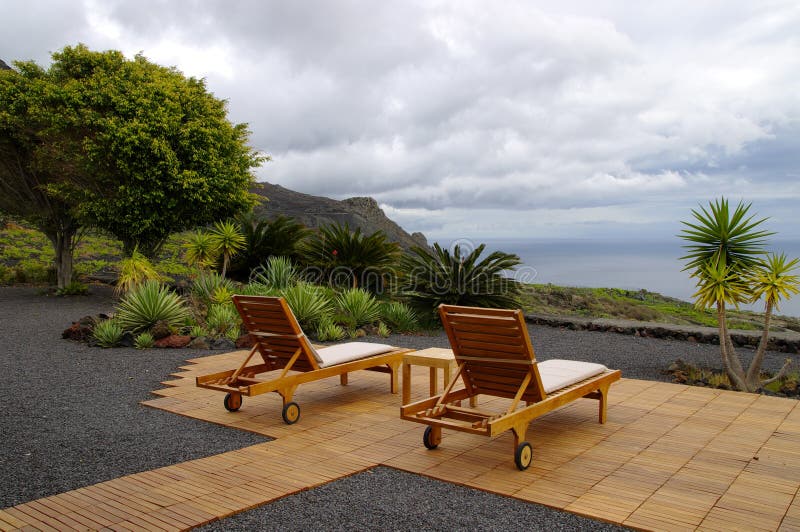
519;284;800;333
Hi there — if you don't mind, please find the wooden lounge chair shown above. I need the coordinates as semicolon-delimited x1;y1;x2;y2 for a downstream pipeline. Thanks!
400;304;621;470
196;295;412;424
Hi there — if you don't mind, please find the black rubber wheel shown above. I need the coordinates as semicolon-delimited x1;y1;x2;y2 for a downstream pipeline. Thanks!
515;442;533;471
224;393;242;412
282;401;301;424
423;426;440;450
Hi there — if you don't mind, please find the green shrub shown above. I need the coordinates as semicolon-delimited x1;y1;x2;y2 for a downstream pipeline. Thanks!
56;281;89;296
380;301;419;332
377;321;391;338
336;288;380;327
206;303;241;337
189;325;209;338
0;264;15;285
14;259;52;284
238;282;281;297
191;273;236;304
316;316;346;342
74;259;113;277
249;255;297;289
115;281;190;332
93;319;124;348
280;282;333;329
134;332;155;349
400;243;522;314
211;286;235;305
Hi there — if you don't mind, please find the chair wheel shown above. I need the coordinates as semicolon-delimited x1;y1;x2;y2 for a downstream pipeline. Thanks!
423;426;440;450
224;393;242;412
515;442;533;470
282;401;300;424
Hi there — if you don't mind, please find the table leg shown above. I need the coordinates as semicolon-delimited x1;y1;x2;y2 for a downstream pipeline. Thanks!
430;367;438;396
402;363;412;405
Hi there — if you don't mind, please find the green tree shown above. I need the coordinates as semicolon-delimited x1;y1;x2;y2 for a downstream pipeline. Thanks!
0;60;83;287
679;198;798;392
0;45;264;283
184;231;219;271
399;242;522;316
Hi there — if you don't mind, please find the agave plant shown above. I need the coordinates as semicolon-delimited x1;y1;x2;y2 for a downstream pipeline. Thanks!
379;300;419;332
92;319;124;348
115;281;190;332
134;331;155;349
280;282;333;329
315;315;346;342
191;272;236;304
399;242;522;314
300;223;400;292
205;303;242;337
249;256;298;289
336;288;381;327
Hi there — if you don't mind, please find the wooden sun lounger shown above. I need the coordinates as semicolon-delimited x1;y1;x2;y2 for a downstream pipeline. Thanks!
196;295;412;424
400;304;621;470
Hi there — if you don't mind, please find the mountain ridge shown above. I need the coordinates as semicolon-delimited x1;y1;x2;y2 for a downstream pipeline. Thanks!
251;182;428;250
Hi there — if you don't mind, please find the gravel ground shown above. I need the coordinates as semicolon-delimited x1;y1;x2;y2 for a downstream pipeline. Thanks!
1;286;792;529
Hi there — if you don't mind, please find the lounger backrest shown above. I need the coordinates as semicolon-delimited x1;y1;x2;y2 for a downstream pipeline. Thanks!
439;304;547;402
232;295;320;372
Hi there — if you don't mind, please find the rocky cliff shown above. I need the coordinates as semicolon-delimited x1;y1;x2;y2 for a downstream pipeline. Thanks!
251;182;428;250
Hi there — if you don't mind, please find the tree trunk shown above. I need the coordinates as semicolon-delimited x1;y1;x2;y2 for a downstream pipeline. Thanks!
746;300;773;390
717;302;748;391
47;227;76;289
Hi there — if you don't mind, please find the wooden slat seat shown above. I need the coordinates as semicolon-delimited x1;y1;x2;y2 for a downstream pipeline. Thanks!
196;295;413;424
400;304;621;470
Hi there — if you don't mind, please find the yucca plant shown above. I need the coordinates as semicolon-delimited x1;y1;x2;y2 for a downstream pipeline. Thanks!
189;325;209;338
115;281;190;333
280;282;333;329
300;223;400;292
134;332;155;349
679;198;799;392
184;231;219;270
400;242;522;315
116;247;163;294
336;288;381;327
93;319;124;348
209;220;245;278
238;282;281;297
380;300;419;332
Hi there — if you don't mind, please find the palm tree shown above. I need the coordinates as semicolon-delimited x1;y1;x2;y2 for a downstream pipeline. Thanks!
679;198;797;392
209;220;245;278
227;213;309;281
400;242;522;315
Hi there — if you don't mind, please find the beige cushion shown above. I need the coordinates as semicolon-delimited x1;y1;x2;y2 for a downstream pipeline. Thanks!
314;342;395;368
537;359;608;394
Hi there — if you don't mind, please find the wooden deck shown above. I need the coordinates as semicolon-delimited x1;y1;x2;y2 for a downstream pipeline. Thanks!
3;349;800;531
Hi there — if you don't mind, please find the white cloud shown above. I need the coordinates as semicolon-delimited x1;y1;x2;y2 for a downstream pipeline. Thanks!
2;0;799;239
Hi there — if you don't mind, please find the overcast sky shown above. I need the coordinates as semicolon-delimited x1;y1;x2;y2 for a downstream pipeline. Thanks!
3;0;799;241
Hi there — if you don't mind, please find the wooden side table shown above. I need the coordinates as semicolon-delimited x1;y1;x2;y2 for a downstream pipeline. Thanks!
402;347;476;406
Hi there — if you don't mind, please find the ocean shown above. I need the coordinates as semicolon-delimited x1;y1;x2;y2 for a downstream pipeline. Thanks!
440;237;800;318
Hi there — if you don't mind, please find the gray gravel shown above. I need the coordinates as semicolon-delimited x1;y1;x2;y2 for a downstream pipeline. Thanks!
2;286;791;529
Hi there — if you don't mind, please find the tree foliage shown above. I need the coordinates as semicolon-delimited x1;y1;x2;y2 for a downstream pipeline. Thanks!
1;44;264;268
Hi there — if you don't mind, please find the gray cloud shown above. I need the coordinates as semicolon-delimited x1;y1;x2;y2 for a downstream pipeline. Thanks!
2;0;798;238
